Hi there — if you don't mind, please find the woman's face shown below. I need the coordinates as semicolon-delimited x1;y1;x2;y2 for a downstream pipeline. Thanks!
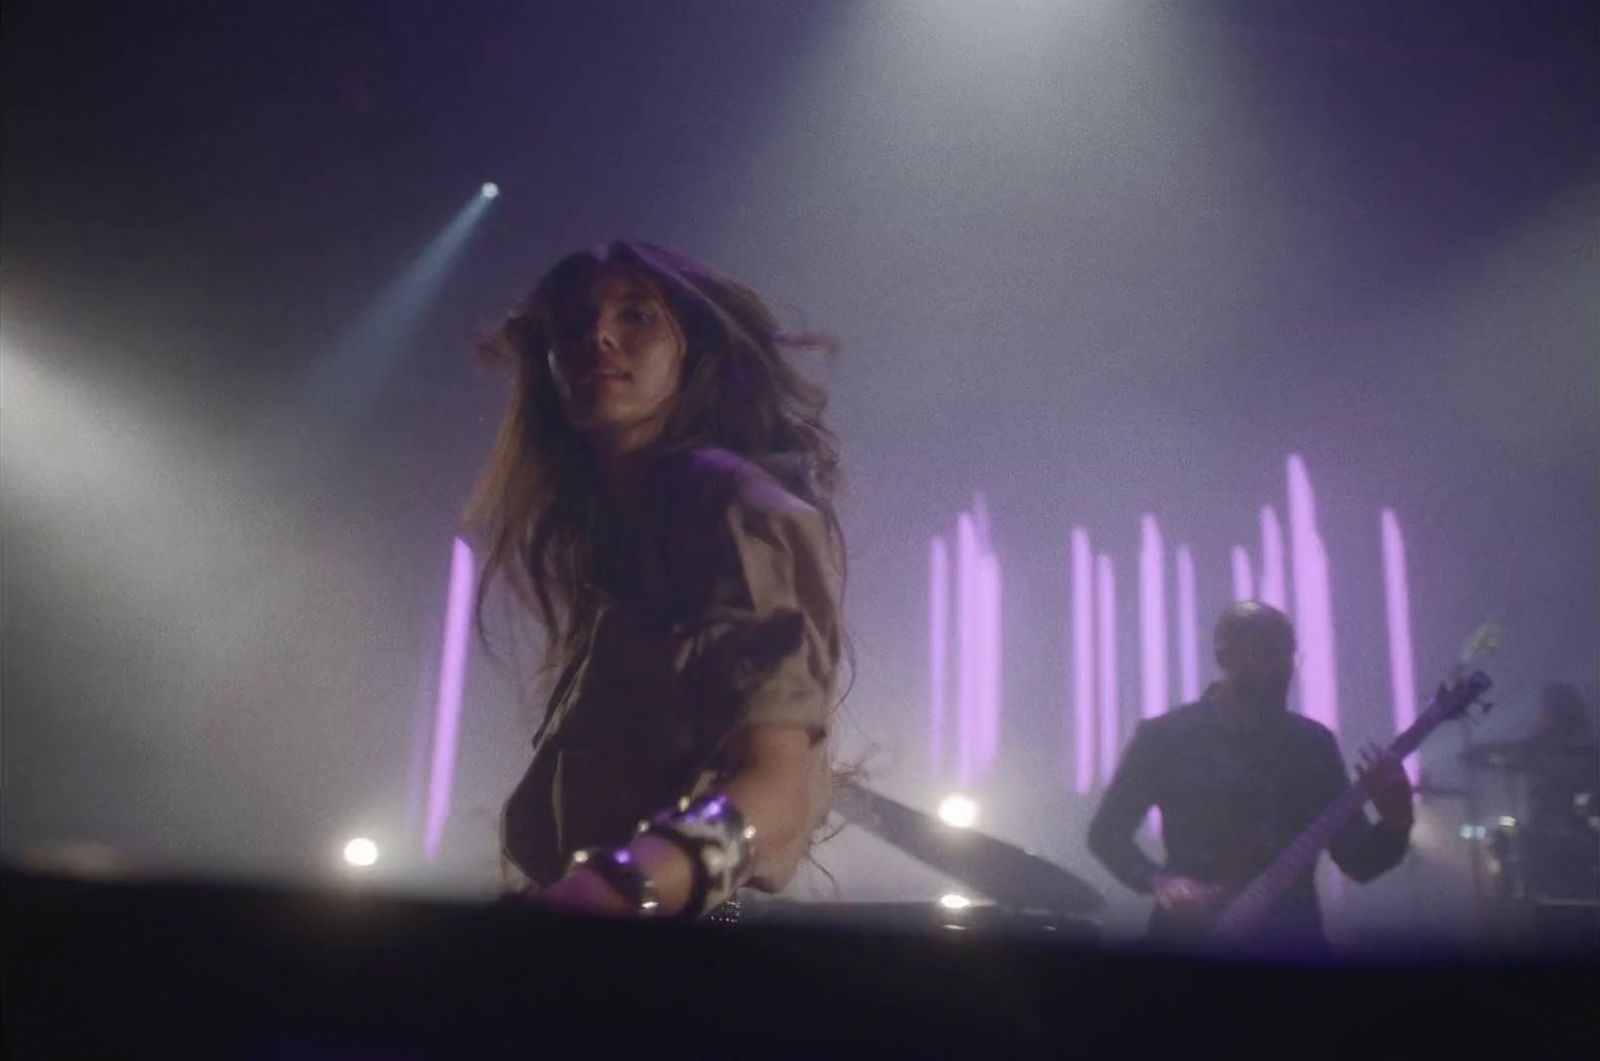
546;267;687;452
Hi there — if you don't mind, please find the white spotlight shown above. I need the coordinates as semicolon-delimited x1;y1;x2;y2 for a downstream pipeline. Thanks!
937;794;979;829
343;837;380;868
939;893;973;910
480;182;500;199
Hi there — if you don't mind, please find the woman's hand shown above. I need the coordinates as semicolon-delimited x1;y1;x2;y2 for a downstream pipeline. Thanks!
532;833;697;917
534;724;816;918
534;866;634;915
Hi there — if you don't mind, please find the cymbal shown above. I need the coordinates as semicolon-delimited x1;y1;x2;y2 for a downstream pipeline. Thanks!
833;783;1104;915
1459;740;1599;772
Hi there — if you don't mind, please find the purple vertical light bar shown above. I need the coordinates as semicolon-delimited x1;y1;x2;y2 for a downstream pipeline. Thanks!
929;535;949;774
403;636;439;839
1230;546;1255;602
972;493;992;549
1139;515;1169;719
955;513;979;786
1287;458;1320;725
963;496;1000;781
1096;553;1119;783
1318;538;1340;734
424;537;477;863
981;551;1003;775
1288;455;1339;733
1071;528;1096;793
1259;505;1287;611
1176;545;1200;703
1381;508;1419;781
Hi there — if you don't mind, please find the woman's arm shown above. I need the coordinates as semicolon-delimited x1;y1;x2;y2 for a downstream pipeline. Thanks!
538;724;814;915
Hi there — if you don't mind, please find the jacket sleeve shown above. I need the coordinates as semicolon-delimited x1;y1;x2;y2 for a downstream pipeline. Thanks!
1087;720;1165;894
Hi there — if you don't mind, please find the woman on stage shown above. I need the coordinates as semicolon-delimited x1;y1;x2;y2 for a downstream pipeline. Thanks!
468;240;846;920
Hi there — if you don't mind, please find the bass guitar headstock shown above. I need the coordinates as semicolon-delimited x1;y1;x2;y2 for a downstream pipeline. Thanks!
1429;669;1494;725
1443;619;1502;721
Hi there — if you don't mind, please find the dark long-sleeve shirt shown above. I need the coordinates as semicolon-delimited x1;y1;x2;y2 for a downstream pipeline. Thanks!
1087;694;1410;949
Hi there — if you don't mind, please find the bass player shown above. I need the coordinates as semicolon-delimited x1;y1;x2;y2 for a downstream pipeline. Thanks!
1087;601;1414;956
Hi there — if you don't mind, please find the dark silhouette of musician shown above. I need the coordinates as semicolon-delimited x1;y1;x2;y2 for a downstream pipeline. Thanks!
1522;682;1598;836
1088;601;1414;955
1508;682;1598;907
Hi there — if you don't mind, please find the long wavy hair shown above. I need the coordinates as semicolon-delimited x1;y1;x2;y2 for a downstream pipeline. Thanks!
464;239;849;706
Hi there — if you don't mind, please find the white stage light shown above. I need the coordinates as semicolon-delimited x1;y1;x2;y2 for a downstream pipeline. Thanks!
481;182;500;199
343;837;380;868
939;893;973;910
937;794;978;829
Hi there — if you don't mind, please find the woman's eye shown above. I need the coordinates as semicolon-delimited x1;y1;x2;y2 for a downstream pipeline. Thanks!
618;306;653;325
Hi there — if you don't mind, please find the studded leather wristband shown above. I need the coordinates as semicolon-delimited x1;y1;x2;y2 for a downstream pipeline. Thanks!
567;846;662;916
639;792;757;919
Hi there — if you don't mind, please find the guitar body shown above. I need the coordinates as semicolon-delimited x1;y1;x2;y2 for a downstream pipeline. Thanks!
1146;834;1295;943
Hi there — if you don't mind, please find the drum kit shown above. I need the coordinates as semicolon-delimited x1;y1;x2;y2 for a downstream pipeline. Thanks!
1450;735;1600;924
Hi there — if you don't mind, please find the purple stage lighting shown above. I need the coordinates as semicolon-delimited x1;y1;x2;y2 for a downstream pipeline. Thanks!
1176;544;1200;704
1139;515;1169;719
1071;527;1095;793
423;538;476;863
952;455;1399;796
1259;505;1287;611
1096;553;1119;784
1288;456;1340;733
929;536;950;772
931;499;1003;785
1381;508;1419;781
980;550;1003;775
965;500;1004;783
1231;546;1255;602
956;513;979;785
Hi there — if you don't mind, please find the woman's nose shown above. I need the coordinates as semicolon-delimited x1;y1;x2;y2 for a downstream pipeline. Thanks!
588;318;619;352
